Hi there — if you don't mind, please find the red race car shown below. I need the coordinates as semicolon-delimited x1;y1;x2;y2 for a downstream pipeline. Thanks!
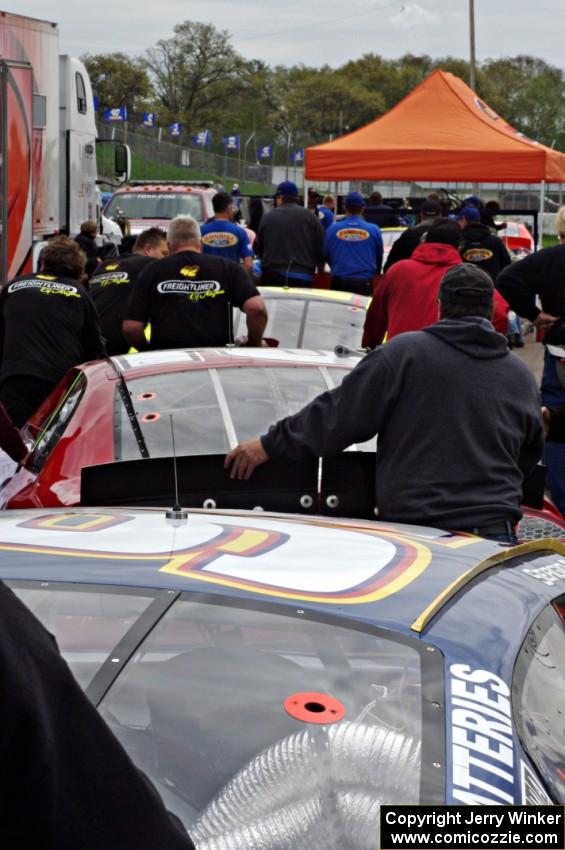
0;348;369;509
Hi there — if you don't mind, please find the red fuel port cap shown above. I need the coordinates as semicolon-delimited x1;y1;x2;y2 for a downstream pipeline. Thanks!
284;691;345;724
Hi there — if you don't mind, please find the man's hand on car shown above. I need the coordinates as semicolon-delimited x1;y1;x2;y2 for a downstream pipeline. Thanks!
225;438;269;479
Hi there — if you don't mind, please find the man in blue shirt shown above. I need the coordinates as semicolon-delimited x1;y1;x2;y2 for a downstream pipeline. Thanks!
324;192;383;295
317;195;335;231
201;193;253;269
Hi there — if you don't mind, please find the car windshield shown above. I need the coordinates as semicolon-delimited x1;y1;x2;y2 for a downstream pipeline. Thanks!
513;592;565;802
105;192;206;221
234;298;367;349
97;596;424;842
116;365;375;459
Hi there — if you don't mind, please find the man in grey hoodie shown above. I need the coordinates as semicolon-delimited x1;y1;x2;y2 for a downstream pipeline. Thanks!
225;265;543;543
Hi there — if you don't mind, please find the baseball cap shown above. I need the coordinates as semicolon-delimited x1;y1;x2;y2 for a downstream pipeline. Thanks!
463;195;482;207
344;191;365;209
457;206;481;222
439;264;494;306
421;199;441;217
275;180;299;197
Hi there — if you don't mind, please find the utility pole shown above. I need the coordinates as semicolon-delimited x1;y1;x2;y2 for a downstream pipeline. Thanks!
469;0;476;91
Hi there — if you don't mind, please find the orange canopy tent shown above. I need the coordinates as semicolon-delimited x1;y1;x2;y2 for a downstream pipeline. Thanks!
305;70;565;184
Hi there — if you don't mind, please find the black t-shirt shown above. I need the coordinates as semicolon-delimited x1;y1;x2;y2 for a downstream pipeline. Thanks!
0;582;195;850
0;273;105;384
75;232;98;259
126;250;259;349
460;223;511;282
90;255;155;355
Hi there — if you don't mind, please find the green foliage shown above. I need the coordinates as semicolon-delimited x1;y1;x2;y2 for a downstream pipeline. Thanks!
81;52;151;116
143;21;244;133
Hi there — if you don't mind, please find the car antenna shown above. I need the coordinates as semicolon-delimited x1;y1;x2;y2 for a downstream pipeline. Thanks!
166;413;188;522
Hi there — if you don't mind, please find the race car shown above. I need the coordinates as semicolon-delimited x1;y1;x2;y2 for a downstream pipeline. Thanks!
498;221;535;259
381;226;407;263
233;287;369;350
1;503;563;848
0;348;370;509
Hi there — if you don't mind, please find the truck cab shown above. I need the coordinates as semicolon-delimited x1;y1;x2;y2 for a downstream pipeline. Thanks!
104;181;216;236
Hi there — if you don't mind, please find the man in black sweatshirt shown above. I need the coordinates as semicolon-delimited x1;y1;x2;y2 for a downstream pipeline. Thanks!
458;206;511;281
225;265;542;543
496;216;565;515
255;181;324;287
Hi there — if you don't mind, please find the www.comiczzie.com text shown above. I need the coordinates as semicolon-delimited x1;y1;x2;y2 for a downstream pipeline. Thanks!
380;806;564;849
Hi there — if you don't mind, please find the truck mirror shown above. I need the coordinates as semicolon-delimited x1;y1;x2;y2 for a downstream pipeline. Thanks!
114;144;131;183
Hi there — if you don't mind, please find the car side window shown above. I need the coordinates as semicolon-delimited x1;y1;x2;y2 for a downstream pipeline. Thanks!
24;372;87;473
512;594;565;802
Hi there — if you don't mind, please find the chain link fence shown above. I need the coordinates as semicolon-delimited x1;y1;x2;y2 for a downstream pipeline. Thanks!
96;122;276;189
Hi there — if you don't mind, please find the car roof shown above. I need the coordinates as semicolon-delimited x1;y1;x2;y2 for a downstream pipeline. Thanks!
258;287;369;308
2;506;562;643
106;347;363;378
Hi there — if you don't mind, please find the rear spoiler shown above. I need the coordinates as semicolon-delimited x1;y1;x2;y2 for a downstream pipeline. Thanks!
80;454;545;519
80;453;377;519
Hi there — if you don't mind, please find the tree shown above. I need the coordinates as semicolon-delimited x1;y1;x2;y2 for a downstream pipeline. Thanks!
479;56;565;149
274;65;385;145
143;21;245;133
81;53;151;117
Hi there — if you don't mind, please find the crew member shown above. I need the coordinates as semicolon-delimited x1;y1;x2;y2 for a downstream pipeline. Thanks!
317;195;335;231
363;221;509;347
496;205;565;514
89;227;168;355
226;265;542;544
74;220;99;260
363;191;399;229
123;215;267;350
255;181;324;287
383;199;443;271
200;192;253;270
324;192;383;296
458;206;511;281
0;581;196;849
0;236;105;427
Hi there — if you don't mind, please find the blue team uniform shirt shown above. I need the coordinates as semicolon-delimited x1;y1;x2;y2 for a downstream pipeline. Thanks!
317;206;334;231
200;220;253;263
324;216;383;279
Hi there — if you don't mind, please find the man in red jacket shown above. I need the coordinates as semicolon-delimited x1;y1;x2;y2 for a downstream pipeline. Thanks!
363;220;508;348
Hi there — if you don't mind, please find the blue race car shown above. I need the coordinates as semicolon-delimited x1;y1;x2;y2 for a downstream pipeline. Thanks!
1;504;563;846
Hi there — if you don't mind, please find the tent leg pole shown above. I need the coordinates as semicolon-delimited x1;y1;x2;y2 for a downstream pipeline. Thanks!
538;180;545;250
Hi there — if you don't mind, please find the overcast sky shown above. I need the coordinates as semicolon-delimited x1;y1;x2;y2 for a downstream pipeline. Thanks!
8;0;565;71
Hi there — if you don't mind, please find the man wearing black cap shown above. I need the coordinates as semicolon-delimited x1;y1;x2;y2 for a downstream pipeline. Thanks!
225;265;542;544
458;206;511;282
383;199;443;272
255;181;324;287
323;192;383;296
